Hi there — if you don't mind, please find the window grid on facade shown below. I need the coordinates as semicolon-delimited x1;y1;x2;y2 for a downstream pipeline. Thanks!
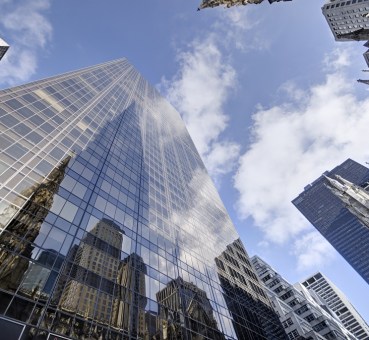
0;59;287;339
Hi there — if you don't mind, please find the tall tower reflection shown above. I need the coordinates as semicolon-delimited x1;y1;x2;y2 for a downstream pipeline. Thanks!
215;239;287;339
112;253;147;337
55;219;123;323
156;276;224;340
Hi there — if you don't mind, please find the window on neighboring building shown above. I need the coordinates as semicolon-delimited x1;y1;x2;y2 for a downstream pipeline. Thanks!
287;329;300;340
304;314;315;322
282;318;293;328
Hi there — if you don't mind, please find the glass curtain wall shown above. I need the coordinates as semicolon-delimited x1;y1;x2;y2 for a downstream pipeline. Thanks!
0;59;286;340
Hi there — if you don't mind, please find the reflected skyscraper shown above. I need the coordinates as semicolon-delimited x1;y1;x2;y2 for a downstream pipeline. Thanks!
112;252;147;337
215;240;287;340
55;219;124;323
0;59;284;339
19;249;65;299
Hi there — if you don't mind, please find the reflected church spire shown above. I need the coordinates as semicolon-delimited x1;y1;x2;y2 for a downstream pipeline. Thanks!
0;155;71;291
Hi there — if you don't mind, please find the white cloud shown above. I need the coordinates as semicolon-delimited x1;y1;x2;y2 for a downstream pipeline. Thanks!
293;231;336;271
223;8;253;30
213;7;268;52
160;36;239;180
205;141;241;179
234;48;369;268
160;8;262;182
323;46;352;71
0;0;52;85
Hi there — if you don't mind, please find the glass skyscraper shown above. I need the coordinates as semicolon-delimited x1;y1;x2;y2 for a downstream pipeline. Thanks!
293;159;369;286
0;59;286;339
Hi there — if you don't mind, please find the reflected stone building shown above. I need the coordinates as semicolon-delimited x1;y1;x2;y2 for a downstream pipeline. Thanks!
0;59;284;339
323;174;369;229
112;253;147;337
0;156;70;292
293;159;369;285
156;276;225;339
55;219;124;324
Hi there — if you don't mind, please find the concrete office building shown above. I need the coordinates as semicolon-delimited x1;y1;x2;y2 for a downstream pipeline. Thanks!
322;0;369;41
302;273;369;340
252;256;356;340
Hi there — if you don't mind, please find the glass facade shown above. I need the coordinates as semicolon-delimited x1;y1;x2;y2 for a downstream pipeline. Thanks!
0;58;285;339
293;159;369;286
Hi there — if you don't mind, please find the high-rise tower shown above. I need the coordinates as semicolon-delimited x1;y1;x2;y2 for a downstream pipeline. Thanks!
0;59;285;339
292;159;369;285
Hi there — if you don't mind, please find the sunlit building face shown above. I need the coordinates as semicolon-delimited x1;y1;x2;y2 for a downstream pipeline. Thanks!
0;59;286;339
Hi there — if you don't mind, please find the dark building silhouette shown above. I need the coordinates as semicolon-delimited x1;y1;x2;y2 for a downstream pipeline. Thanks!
215;239;287;340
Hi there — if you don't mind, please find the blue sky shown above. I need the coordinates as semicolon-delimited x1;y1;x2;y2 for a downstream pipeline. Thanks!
1;0;369;322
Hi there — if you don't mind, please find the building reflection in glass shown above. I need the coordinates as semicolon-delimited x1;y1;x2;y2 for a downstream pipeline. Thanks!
47;219;148;339
0;164;150;339
156;276;225;340
215;239;287;340
53;219;124;324
112;252;147;337
0;59;289;339
20;249;65;300
0;155;71;293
